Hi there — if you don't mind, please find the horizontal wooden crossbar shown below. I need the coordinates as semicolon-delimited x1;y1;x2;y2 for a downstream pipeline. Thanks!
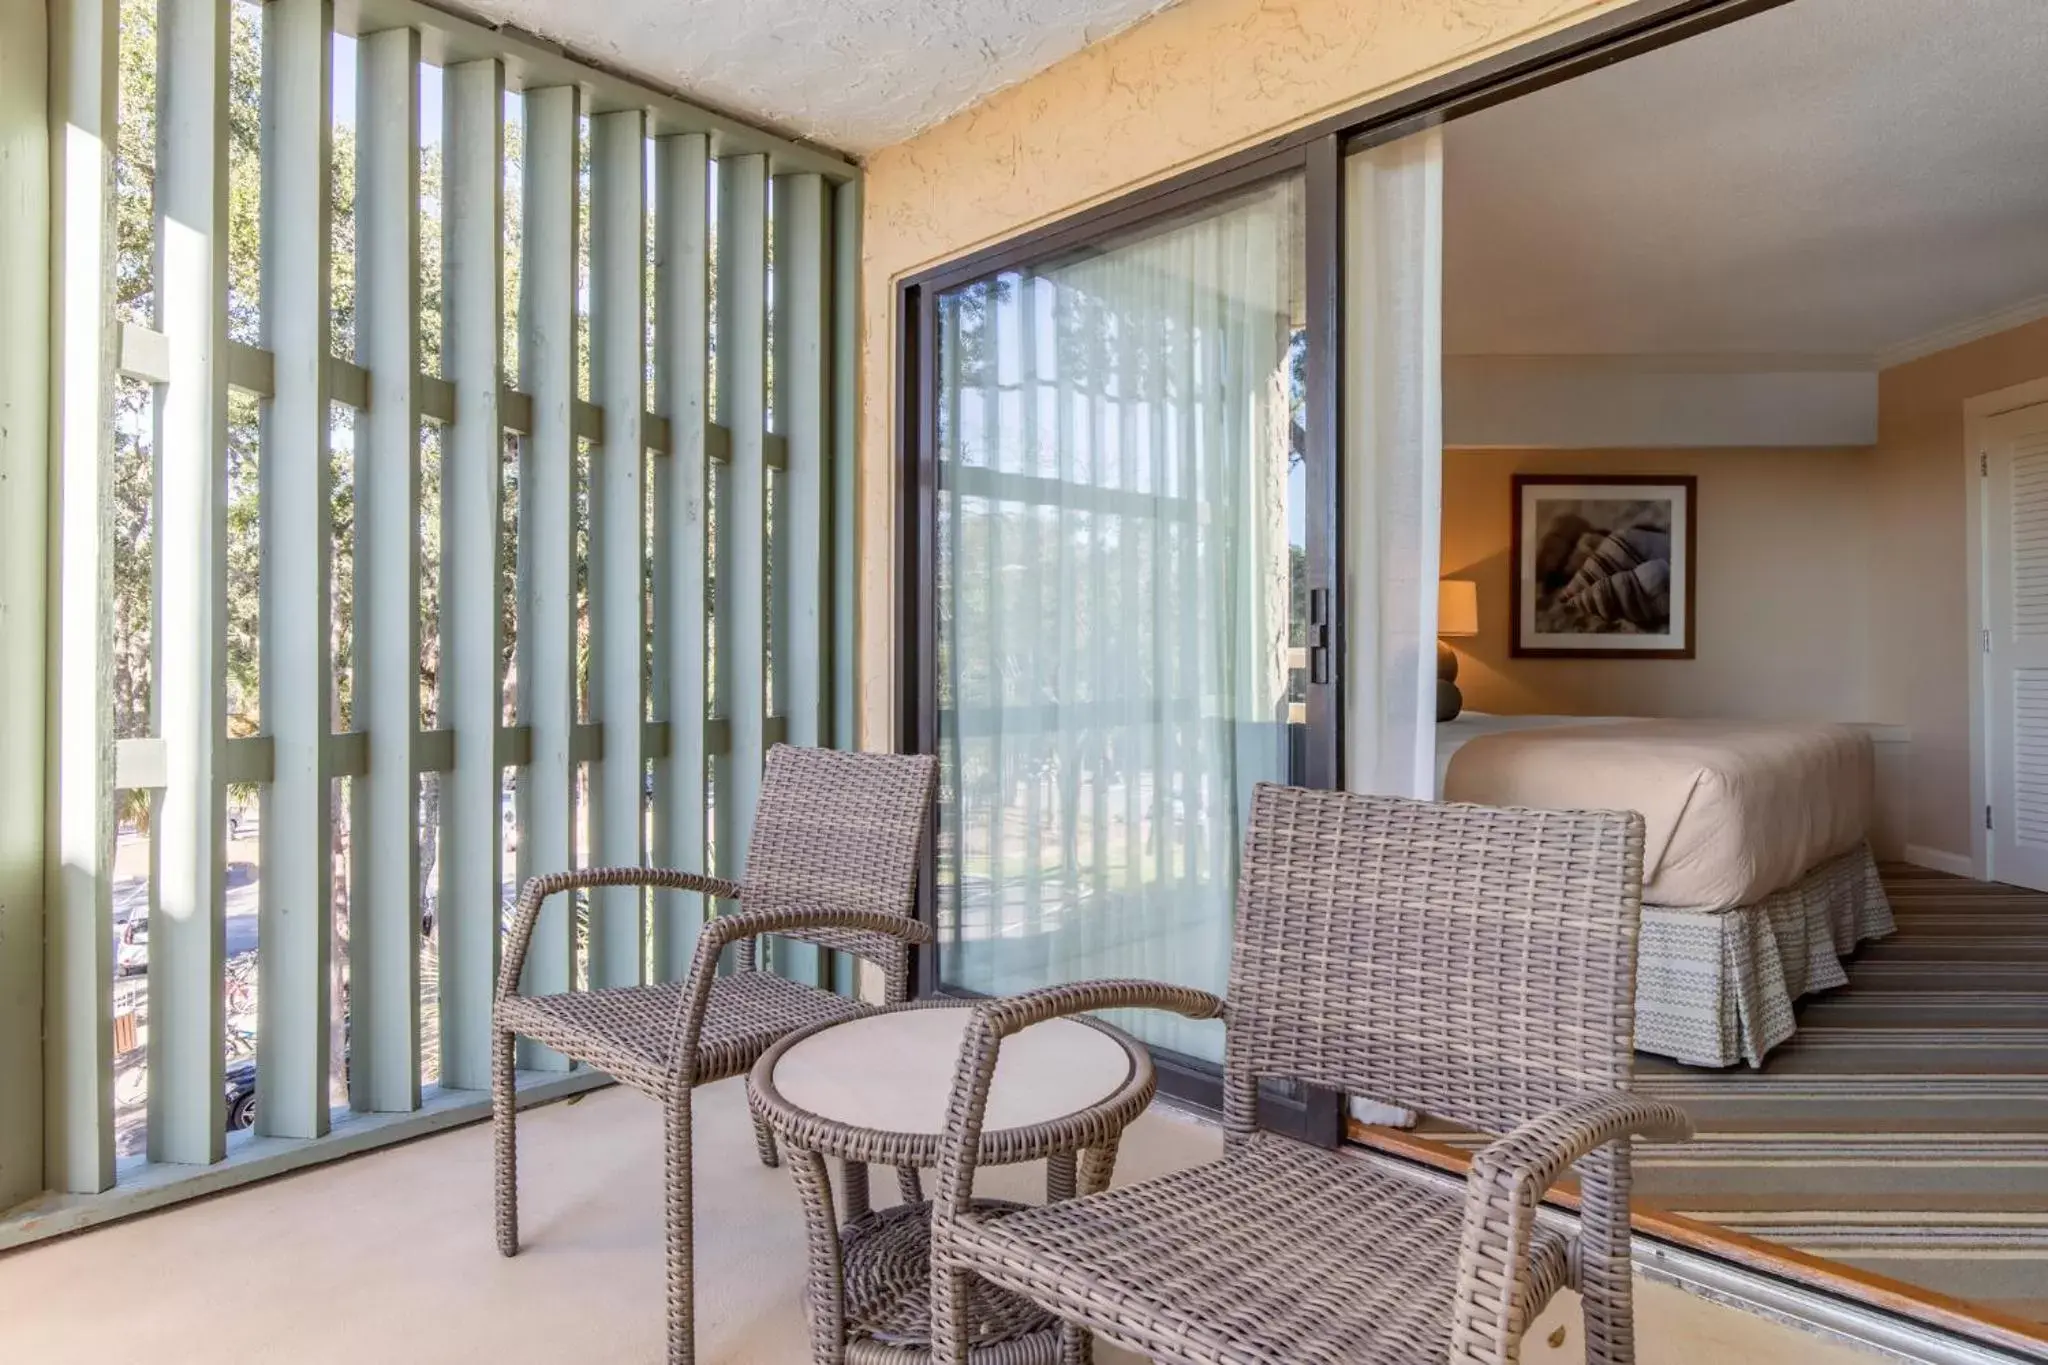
116;323;711;452
113;723;738;789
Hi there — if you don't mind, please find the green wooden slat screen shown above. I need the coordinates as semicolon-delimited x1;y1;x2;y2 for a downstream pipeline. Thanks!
27;0;860;1217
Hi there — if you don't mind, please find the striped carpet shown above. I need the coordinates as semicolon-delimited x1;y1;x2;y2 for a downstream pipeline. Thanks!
1631;864;2048;1327
1413;864;2048;1328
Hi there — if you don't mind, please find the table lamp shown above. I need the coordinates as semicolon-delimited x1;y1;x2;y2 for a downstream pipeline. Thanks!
1437;579;1478;722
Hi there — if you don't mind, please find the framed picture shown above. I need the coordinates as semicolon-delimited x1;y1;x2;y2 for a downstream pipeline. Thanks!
1511;474;1696;659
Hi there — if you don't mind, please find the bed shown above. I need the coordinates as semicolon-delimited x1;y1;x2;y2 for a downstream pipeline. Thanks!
1439;714;1895;1067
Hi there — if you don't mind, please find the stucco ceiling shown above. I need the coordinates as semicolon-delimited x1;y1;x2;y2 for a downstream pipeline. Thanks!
459;0;1180;155
1443;0;2048;360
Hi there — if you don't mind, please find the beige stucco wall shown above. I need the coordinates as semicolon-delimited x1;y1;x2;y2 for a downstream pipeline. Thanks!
1872;316;2048;862
854;0;1643;748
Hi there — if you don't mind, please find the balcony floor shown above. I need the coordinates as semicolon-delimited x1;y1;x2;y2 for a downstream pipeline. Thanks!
0;1078;1877;1364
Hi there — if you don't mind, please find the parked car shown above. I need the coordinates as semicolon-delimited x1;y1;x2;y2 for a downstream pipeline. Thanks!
225;1059;257;1132
117;918;148;977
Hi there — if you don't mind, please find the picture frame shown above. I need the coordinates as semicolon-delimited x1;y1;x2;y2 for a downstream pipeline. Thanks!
1510;474;1696;659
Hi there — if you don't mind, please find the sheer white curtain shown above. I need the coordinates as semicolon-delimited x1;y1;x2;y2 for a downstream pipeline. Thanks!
936;179;1302;1061
1343;130;1444;1126
1345;131;1445;802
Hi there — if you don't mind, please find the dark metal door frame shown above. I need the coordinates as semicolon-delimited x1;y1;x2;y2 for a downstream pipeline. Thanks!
893;0;1799;1142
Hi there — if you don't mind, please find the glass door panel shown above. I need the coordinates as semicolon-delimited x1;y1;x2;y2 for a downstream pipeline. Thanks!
933;175;1308;1062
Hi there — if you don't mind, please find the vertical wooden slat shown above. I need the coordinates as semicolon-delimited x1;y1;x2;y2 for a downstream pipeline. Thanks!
514;85;580;1066
2;0;55;1205
588;109;646;989
41;0;117;1194
826;181;859;994
350;25;421;1114
151;0;231;1163
255;0;333;1138
650;133;708;983
438;56;503;1089
772;174;830;748
713;155;766;884
829;179;859;757
770;171;828;985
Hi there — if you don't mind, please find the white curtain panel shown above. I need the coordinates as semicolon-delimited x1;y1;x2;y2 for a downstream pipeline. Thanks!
935;179;1302;1061
1344;130;1445;803
1343;131;1444;1128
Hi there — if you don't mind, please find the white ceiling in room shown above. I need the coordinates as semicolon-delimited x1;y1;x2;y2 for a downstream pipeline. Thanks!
1443;0;2048;361
454;0;1180;155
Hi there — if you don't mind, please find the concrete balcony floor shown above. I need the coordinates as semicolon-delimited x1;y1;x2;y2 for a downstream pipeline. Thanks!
0;1079;1876;1364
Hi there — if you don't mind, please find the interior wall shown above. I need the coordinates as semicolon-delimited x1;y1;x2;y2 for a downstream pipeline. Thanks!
1436;314;2048;867
1439;447;1880;723
853;0;1643;749
1873;315;2048;864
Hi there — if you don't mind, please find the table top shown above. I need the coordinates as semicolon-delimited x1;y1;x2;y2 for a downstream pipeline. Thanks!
765;1003;1137;1137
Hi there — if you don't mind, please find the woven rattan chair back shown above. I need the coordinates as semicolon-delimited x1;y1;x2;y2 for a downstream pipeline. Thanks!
739;745;937;991
1221;785;1647;1141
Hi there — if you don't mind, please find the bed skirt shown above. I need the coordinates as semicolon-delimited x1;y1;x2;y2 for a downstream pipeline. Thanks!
1634;841;1894;1068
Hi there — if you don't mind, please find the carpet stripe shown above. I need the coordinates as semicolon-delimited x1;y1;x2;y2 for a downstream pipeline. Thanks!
1625;866;2048;1328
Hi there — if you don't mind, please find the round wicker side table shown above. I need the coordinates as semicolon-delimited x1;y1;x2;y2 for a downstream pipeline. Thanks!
748;1000;1154;1365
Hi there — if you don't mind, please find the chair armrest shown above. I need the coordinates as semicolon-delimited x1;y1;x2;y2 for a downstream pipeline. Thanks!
1467;1091;1691;1206
496;867;741;1004
1450;1091;1691;1364
697;905;934;955
932;980;1225;1224
972;980;1226;1039
660;908;935;1087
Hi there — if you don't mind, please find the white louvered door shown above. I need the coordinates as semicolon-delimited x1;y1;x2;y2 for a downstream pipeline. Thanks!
1986;401;2048;891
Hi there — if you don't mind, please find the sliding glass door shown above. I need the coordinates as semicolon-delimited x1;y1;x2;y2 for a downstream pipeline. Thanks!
929;173;1310;1063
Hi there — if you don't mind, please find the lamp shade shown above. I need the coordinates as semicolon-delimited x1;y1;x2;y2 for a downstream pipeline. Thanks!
1437;579;1479;638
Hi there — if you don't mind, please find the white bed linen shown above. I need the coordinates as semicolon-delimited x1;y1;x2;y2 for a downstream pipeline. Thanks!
1440;717;1872;911
1433;712;1628;793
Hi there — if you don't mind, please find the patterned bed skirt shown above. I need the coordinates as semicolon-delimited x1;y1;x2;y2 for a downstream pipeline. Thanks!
1634;841;1895;1068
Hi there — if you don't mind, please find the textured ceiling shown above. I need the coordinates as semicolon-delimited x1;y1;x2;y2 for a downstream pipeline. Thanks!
462;0;1180;155
1444;0;2048;359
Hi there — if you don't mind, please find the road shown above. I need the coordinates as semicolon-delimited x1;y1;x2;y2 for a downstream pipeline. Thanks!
112;860;261;960
112;816;266;964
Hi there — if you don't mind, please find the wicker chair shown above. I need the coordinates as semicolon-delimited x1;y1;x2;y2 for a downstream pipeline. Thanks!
493;744;938;1365
928;786;1694;1365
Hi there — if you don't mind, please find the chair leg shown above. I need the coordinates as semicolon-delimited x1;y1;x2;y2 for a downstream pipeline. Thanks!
493;1026;519;1258
666;1088;696;1365
929;1257;972;1365
1049;1143;1113;1365
1578;1143;1637;1365
753;1110;782;1169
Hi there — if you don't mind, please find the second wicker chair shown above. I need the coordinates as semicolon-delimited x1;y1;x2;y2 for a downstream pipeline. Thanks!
492;743;939;1365
927;786;1693;1365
